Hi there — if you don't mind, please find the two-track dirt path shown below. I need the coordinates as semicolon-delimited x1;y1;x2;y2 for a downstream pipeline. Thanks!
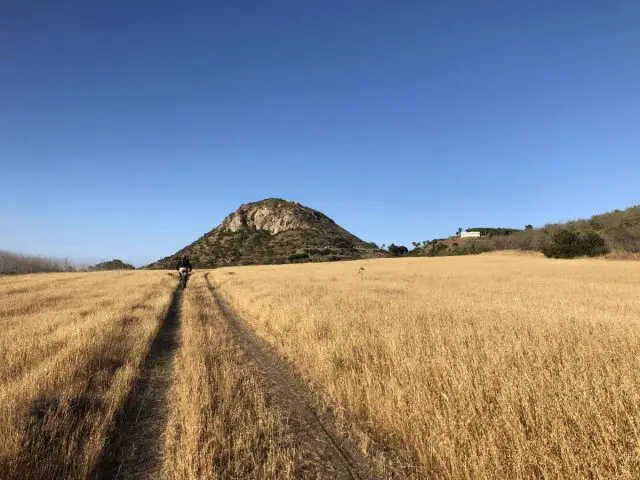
93;289;182;480
94;275;382;479
204;273;382;480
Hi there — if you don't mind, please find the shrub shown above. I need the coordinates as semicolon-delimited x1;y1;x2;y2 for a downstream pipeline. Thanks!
387;244;409;256
287;253;310;262
606;226;640;253
542;230;609;259
589;220;603;231
424;243;450;257
334;238;354;250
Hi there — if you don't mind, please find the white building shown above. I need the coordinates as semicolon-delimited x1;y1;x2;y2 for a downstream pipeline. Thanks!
460;231;481;238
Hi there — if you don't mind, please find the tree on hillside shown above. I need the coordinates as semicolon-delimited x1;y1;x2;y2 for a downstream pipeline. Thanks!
387;244;409;256
542;230;608;259
525;224;533;230
456;227;463;237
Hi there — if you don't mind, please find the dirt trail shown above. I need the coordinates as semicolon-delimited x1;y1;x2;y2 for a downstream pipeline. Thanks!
204;274;382;480
93;289;182;480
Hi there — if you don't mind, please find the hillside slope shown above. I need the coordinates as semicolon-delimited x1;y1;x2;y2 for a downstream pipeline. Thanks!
417;204;640;257
149;198;385;268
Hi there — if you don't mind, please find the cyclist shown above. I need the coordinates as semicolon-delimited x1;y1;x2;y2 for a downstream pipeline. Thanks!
176;255;193;288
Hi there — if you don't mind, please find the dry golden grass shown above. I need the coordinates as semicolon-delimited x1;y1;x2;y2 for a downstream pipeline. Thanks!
5;255;640;479
481;249;545;257
211;255;640;479
162;273;312;479
0;270;174;479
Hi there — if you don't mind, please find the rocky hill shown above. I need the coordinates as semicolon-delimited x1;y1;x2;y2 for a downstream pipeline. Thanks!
148;198;386;268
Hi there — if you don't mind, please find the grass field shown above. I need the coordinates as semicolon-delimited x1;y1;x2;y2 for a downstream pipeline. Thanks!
212;254;640;479
0;271;175;479
162;273;307;479
2;254;640;479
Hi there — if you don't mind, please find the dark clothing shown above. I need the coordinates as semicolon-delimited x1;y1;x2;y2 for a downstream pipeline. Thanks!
176;258;192;270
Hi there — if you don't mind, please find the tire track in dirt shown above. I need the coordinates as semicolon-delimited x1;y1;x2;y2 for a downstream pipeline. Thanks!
93;288;182;480
204;273;381;480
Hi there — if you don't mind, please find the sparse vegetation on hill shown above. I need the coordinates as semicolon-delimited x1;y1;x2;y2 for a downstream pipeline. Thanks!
464;227;521;236
149;198;386;268
406;204;640;259
89;259;135;271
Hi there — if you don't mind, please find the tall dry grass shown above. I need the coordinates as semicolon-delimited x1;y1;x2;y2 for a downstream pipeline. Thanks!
162;273;315;479
212;255;640;479
0;270;174;479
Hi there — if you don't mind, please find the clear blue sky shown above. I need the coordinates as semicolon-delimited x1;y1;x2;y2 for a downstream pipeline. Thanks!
2;1;638;266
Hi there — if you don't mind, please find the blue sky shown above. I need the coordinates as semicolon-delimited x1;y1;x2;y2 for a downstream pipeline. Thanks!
1;1;639;266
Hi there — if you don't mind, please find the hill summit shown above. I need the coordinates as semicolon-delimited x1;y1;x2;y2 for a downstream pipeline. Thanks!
149;198;385;268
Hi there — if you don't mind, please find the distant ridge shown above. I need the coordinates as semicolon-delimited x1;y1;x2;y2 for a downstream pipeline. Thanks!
148;198;386;268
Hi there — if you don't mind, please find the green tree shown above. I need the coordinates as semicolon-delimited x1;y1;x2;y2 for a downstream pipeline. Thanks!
387;244;409;256
542;230;608;259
